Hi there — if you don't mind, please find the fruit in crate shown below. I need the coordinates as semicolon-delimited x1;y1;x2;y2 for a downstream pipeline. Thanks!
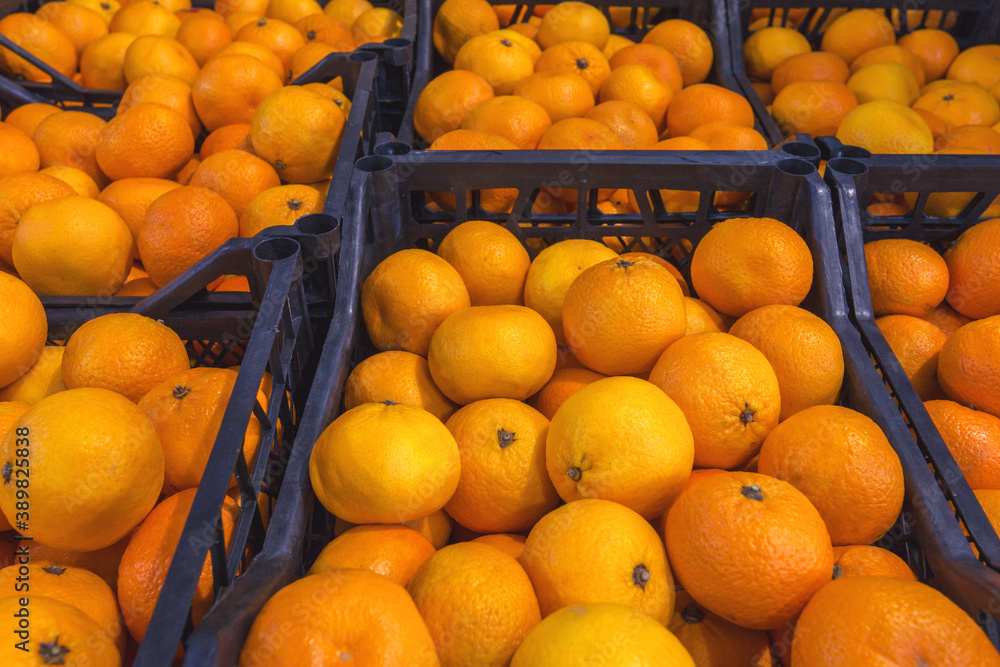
273;212;1000;664
0;1;360;300
743;7;1000;155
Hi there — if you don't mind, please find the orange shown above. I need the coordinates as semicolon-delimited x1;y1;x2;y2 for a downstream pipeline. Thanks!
13;196;133;297
67;0;121;23
944;217;1000;319
914;81;1000;128
32;110;107;188
666;83;754;138
175;12;233;65
535;41;611;96
683;297;726;335
923;400;1000;490
432;0;499;64
877;314;948;400
759;404;904;545
832;544;916;580
471;533;525;560
138;185;239;286
352;7;403;45
771;51;850;94
454;32;535;95
523;239;618;345
0;13;78;82
938;315;1000;418
536;1;609;50
267;0;322;24
13;535;130;593
837;99;934;153
531;366;604;419
847;61;920;105
408;542;540;666
295;13;353;50
0;122;38;180
598;63;673;132
0;345;65;404
936;125;1000;154
513;602;694;666
436;220;530;306
922;302;972;337
443;398;559;532
109;0;181;36
250;85;346;183
513;70;595;123
343;350;457;422
771;81;858;137
0;596;120;666
193;54;285;131
0;273;46;388
287;41;338;81
2;102;59;138
62;312;189;402
122;34;200;85
324;0;372;26
80;32;137;90
744;26;811;80
546;376;694;519
851;45;926;87
947;44;1000;91
173;155;203;183
361;248;470;356
428;305;556;404
238;183;323;236
689;121;768;150
690;217;813;318
235;16;305;67
820;9;896;66
650;333;781;469
864;238;949;316
189;149;281;217
602;33;633;59
309;401;461;523
412;69;495;144
332;511;455;549
118;489;238;645
115;278;157;296
0;388;163;551
666;471;833;630
729;305;844;420
97;177;180;251
240;568;438;666
213;39;286;78
0;401;29;441
792;576;1000;665
308;524;436;586
618;251;690;295
138;367;261;494
898;29;960;82
0;560;123;650
641;19;713;86
35;1;108;56
96;102;194;180
200;123;253;158
426;130;519;212
460;95;551;149
38;165;99;198
670;595;773;666
0;172;76;266
521;499;674;622
608;43;683;95
561;256;685;375
118;72;202;138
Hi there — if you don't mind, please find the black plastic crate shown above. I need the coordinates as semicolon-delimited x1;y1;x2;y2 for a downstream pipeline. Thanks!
820;137;1000;592
727;0;1000;145
191;146;997;662
32;231;334;666
0;0;414;130
395;0;779;148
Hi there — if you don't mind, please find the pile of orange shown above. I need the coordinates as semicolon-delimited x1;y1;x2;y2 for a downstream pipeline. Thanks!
744;7;1000;156
862;222;1000;538
414;0;767;215
234;218;1000;665
0;0;363;298
0;282;273;662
